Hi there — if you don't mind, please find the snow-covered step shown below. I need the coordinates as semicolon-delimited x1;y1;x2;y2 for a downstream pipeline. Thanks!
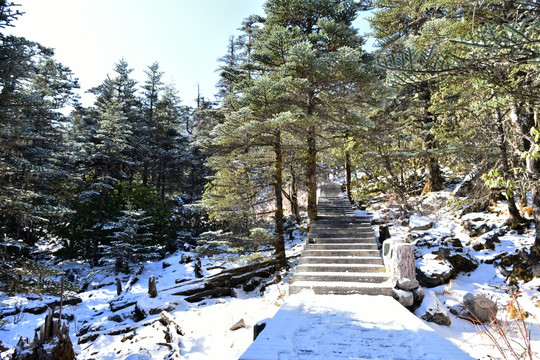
240;295;475;360
309;224;372;230
308;232;374;239
299;256;382;265
291;272;389;283
302;250;383;259
296;263;385;273
289;281;393;296
304;243;378;250
308;237;375;244
312;220;370;226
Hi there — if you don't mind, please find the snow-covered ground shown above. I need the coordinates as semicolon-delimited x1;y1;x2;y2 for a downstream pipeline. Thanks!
1;188;539;359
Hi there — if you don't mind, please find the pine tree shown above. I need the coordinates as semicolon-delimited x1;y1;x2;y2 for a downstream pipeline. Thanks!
0;4;78;244
105;201;154;273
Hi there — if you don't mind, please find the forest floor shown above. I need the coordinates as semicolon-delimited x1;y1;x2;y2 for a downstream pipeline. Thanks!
0;185;539;359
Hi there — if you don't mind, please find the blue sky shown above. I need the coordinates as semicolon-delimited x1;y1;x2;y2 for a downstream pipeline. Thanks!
9;0;373;107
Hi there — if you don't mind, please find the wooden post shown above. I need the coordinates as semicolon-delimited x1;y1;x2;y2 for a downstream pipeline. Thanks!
148;275;158;298
58;274;64;324
116;278;122;296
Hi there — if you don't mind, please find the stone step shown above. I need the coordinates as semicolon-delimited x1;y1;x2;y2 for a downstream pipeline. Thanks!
309;227;373;234
291;272;389;283
298;256;382;265
296;263;385;273
313;218;369;223
308;237;376;244
304;243;378;250
310;222;372;228
309;228;373;234
302;251;383;261
318;210;355;214
289;281;394;296
308;233;375;240
316;216;370;222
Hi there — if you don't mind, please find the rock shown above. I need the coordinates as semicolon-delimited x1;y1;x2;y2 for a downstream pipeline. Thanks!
416;266;453;288
417;290;451;326
462;292;497;323
254;322;267;340
447;253;478;273
393;288;414;307
436;247;451;260
513;264;533;283
409;215;434;231
135;296;183;321
447;238;463;248
379;225;391;243
108;314;124;323
125;355;152;360
162;262;171;269
484;237;496;250
396;278;420;291
230;318;246;331
384;240;418;289
532;264;540;278
465;223;492;237
412;286;425;307
472;242;484;251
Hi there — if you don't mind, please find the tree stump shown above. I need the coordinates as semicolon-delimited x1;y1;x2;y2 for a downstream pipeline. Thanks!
148;275;158;298
194;258;203;278
116;278;122;296
12;308;75;360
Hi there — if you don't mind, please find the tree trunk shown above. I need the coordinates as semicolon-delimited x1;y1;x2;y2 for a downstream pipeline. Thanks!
421;137;444;194
273;131;286;268
510;103;540;253
142;162;148;186
533;185;540;254
345;151;352;203
306;125;317;225
290;165;301;225
495;108;524;227
419;82;444;195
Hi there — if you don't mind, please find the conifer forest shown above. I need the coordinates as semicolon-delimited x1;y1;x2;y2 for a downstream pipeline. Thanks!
0;0;539;359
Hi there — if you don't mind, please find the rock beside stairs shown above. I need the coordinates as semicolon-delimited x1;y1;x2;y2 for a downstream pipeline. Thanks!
289;183;392;296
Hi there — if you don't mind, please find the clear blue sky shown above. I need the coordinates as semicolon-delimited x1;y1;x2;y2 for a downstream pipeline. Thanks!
9;0;372;107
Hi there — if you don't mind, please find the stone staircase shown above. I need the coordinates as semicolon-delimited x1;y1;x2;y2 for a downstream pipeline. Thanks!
289;183;393;296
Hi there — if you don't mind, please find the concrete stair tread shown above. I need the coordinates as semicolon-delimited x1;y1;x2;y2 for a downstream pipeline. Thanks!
290;280;391;287
289;281;394;295
296;264;385;272
301;251;382;259
292;271;389;279
305;243;378;247
299;256;382;264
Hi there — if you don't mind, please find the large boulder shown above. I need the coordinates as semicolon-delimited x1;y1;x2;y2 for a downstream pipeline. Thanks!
448;253;478;273
416;253;453;288
409;215;434;231
417;290;451;326
450;292;497;323
383;239;420;290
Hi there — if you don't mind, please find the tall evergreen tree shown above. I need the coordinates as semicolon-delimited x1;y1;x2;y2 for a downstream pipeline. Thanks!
0;3;78;244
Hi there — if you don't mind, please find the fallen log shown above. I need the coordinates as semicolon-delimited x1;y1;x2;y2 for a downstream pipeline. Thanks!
167;259;279;299
77;317;160;344
109;299;137;313
0;297;82;318
183;287;233;303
